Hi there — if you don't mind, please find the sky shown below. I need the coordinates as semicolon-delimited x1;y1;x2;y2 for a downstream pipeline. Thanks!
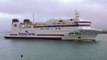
0;0;107;32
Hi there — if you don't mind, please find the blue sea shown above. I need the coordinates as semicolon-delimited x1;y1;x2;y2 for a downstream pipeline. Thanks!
0;34;107;60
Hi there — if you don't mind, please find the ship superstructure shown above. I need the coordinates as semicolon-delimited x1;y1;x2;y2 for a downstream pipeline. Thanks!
4;11;102;41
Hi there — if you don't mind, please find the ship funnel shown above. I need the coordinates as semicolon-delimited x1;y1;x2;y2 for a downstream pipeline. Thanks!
24;19;30;23
12;19;19;23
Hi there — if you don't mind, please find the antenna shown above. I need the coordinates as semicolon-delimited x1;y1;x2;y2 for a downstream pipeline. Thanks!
33;13;35;23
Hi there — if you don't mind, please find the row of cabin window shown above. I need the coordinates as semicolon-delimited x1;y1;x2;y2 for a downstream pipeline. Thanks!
69;32;81;35
40;28;61;30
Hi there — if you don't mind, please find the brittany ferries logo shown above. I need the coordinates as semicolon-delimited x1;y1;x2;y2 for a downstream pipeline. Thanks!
19;30;35;36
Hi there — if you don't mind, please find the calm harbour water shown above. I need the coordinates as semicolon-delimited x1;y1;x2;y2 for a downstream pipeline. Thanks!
0;34;107;60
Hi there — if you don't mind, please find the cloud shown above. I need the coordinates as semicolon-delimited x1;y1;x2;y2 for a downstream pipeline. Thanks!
0;0;107;32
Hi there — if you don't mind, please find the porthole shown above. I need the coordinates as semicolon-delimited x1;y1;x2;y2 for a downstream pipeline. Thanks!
69;33;74;35
78;37;81;39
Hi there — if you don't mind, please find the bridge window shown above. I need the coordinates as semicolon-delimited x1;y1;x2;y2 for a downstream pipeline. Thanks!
59;20;63;22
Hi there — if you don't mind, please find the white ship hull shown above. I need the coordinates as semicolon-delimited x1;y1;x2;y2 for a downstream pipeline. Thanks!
4;28;101;42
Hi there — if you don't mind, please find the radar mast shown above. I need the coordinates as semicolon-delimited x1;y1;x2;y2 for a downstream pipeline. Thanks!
75;10;80;21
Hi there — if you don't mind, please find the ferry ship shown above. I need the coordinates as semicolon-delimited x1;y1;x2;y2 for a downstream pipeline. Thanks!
4;11;103;41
